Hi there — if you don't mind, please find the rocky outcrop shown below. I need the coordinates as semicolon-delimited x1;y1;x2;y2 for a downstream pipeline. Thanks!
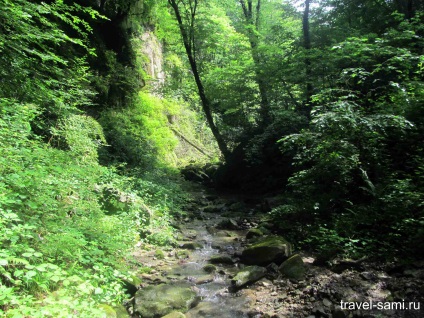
240;235;292;266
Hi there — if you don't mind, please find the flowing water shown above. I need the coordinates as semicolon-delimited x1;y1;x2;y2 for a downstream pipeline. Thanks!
169;207;254;317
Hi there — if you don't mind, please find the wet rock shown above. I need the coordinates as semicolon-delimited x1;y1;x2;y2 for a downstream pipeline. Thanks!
161;312;186;318
240;235;292;266
204;204;226;213
231;265;267;290
202;264;216;273
183;230;197;240
217;218;239;230
246;228;263;240
205;226;217;235
176;250;190;259
209;255;234;264
195;275;214;284
180;242;203;250
134;283;198;318
279;254;306;280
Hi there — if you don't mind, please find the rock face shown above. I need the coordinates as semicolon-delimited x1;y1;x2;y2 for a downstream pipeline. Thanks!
279;254;306;280
134;283;198;318
240;235;292;266
231;266;267;290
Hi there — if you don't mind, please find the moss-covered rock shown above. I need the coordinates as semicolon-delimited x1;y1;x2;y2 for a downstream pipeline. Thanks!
113;304;130;318
155;249;166;259
278;254;305;280
161;311;186;318
122;275;142;296
231;265;267;290
176;250;190;259
98;304;117;318
216;218;239;230
208;255;234;264
246;228;263;240
134;283;198;318
180;242;203;250
202;264;216;273
240;235;292;266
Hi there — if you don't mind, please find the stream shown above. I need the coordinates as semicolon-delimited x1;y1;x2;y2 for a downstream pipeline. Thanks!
130;187;424;318
132;187;260;317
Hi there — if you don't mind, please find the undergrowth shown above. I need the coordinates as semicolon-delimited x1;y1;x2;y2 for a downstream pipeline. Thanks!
0;100;186;316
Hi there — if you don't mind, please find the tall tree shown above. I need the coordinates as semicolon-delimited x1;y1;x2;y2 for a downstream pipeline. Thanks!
239;0;271;125
302;0;313;111
168;0;230;161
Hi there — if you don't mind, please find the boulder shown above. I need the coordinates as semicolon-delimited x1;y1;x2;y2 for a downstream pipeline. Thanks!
208;255;234;264
161;312;186;318
216;218;239;230
278;254;306;280
246;228;263;240
202;264;216;273
240;235;292;266
231;266;267;290
180;242;203;250
134;283;198;318
122;275;142;296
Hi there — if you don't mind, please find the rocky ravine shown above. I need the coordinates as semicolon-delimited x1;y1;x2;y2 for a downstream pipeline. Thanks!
123;188;423;318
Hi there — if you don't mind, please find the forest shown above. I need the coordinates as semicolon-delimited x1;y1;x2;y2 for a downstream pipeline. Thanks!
0;0;423;317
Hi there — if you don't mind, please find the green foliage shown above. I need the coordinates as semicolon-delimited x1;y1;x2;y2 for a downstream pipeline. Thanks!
100;91;219;168
273;14;424;258
0;100;143;315
0;0;98;122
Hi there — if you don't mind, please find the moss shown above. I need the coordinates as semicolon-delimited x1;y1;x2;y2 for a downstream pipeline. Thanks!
155;249;166;259
98;304;117;318
279;254;305;280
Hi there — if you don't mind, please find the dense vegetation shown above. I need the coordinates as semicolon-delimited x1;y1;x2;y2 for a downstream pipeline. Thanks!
0;0;423;316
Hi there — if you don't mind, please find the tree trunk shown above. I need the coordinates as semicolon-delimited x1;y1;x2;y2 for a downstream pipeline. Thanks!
168;0;230;162
239;0;271;125
302;0;313;115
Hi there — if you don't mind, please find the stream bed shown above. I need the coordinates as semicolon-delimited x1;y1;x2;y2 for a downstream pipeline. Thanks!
129;187;424;318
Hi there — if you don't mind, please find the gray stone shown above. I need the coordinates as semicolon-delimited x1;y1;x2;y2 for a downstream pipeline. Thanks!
202;264;216;273
180;242;203;250
246;228;263;240
217;218;239;230
208;255;234;264
240;235;292;266
279;254;306;280
231;265;267;290
161;311;186;318
134;283;198;318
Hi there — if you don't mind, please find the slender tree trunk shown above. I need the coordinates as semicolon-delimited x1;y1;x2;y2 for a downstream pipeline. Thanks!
168;0;230;161
239;0;271;125
302;0;313;114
